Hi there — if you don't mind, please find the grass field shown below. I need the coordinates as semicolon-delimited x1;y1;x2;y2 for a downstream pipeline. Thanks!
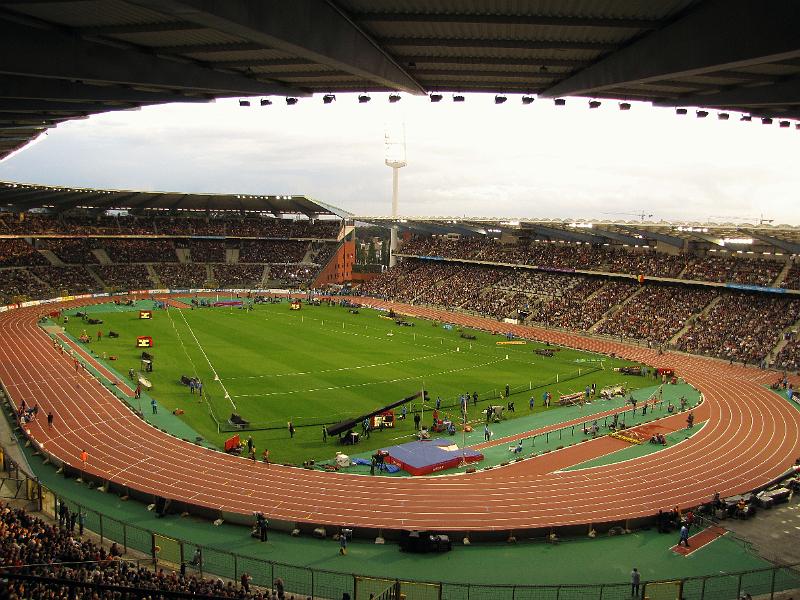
62;298;643;464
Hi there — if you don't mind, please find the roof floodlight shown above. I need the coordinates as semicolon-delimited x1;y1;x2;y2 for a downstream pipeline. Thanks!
589;100;601;109
740;115;751;121
619;102;631;111
323;94;336;104
358;94;371;104
521;95;535;105
779;120;790;128
286;97;298;106
239;100;250;107
388;94;401;103
494;95;507;104
453;94;465;102
430;93;443;102
718;112;729;120
260;98;272;106
696;110;708;118
676;108;688;115
762;117;773;125
554;98;566;106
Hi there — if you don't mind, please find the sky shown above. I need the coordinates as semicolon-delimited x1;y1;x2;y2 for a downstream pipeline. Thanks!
1;93;799;224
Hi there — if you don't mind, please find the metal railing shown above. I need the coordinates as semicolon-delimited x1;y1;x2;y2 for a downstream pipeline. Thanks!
2;450;799;600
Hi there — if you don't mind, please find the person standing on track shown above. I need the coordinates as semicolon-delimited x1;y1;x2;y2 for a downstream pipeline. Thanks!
47;411;54;429
678;523;690;547
631;568;640;597
484;423;490;441
80;449;88;465
151;398;157;414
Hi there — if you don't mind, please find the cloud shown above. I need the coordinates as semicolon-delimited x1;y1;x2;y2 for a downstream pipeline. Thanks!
1;94;799;224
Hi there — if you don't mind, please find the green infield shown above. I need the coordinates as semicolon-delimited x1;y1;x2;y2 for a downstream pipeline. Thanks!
60;299;646;464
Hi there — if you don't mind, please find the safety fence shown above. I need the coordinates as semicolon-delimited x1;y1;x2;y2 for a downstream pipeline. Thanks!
2;450;799;600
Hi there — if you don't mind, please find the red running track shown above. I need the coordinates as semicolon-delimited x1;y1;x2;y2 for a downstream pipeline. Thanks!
1;296;799;533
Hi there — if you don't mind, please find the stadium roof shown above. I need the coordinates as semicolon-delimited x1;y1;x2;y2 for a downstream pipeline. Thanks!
0;180;351;218
2;0;800;159
358;215;800;254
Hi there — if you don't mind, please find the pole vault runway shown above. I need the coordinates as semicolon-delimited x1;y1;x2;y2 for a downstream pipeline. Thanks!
1;296;798;533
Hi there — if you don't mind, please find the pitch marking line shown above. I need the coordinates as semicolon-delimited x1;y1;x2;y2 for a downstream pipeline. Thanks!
231;357;506;399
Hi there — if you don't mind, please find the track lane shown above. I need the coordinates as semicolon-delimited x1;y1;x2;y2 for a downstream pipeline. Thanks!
0;296;798;532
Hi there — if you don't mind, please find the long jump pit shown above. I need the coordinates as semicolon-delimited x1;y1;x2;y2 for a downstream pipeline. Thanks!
382;439;484;476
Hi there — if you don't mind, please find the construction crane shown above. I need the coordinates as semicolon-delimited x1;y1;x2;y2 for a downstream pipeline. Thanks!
600;211;654;222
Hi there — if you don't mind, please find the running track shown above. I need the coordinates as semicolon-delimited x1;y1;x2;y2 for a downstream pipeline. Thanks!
1;296;799;533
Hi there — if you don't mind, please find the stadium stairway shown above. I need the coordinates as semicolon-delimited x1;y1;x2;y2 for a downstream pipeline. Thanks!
91;248;112;265
669;295;722;345
588;283;645;332
767;315;800;365
225;247;238;264
145;264;162;288
773;261;793;288
85;265;108;289
176;247;190;264
667;296;721;346
37;248;64;266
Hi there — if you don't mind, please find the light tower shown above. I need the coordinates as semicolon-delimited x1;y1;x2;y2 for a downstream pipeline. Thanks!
384;123;407;267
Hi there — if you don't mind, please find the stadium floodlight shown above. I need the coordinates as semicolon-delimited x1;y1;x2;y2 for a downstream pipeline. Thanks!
260;98;272;106
554;98;566;106
718;113;729;120
286;97;299;106
453;94;465;102
619;102;631;111
388;93;401;103
494;95;507;104
696;110;708;118
239;99;250;107
762;117;773;125
589;100;601;109
429;93;443;102
323;94;336;104
358;94;371;104
740;115;752;121
779;120;790;128
521;95;535;105
676;108;688;115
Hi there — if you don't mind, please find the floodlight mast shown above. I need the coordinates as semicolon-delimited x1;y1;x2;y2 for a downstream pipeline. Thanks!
384;123;407;267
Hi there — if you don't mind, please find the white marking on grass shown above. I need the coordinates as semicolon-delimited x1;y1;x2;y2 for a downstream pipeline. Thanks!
174;309;236;410
223;350;452;380
231;357;505;399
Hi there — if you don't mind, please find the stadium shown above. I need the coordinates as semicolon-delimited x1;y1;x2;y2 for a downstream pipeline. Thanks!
1;2;800;600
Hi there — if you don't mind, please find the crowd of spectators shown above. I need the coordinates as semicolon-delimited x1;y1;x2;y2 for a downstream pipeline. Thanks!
102;240;178;263
774;338;800;372
239;240;308;263
153;264;209;288
526;280;637;331
0;211;341;239
0;269;52;303
29;267;99;294
268;264;313;285
182;240;226;263
680;254;782;287
213;265;265;289
1;501;273;600
677;293;800;365
0;239;48;268
398;235;791;286
598;285;717;345
91;265;152;291
781;262;800;290
38;238;99;264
